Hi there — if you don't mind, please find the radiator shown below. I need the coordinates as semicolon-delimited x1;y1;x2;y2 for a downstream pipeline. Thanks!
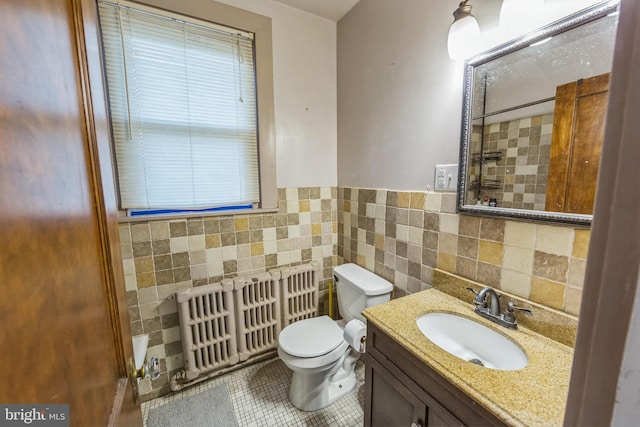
280;261;320;326
226;271;282;361
175;262;320;381
176;281;239;380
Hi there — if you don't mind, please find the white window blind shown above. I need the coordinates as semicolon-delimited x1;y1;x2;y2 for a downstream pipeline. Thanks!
98;1;260;210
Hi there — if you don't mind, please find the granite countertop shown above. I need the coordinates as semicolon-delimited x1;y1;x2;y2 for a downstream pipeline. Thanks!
363;288;574;427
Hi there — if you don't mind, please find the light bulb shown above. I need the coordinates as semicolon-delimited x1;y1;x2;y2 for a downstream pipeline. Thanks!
448;15;481;60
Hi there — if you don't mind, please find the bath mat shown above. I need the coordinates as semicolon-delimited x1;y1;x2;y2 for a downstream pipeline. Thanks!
147;383;239;427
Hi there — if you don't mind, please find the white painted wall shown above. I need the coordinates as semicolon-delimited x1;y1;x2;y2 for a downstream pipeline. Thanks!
213;0;338;188
337;0;462;190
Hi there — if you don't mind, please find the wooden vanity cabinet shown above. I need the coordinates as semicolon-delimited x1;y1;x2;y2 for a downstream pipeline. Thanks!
366;354;461;427
364;323;506;427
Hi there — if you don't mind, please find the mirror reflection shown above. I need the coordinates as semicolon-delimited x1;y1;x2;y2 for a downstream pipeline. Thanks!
459;2;618;224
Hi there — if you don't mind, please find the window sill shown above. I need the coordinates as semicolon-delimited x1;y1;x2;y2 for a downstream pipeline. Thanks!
117;207;279;223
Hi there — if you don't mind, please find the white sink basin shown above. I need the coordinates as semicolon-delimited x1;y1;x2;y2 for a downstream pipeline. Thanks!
416;312;528;371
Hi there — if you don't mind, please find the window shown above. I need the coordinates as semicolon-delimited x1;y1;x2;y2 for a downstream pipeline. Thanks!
97;0;276;215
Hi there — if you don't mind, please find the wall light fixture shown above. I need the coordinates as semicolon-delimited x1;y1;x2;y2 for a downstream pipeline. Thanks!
447;0;481;60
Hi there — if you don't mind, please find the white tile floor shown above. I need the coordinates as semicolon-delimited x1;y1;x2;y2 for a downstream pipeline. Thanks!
142;357;365;427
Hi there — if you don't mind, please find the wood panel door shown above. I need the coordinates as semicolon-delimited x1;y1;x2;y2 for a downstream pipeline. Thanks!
0;0;142;425
546;73;610;214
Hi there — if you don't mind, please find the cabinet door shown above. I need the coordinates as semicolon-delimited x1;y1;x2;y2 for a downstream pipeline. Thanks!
366;355;427;427
366;356;463;427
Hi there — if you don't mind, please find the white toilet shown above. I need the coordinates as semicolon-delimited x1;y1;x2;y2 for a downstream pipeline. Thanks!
277;263;393;411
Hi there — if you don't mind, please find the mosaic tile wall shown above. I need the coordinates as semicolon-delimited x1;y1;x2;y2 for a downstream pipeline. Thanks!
337;187;589;317
120;187;337;400
468;114;554;210
123;183;588;401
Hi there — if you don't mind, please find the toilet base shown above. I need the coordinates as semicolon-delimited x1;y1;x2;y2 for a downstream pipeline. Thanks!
289;368;357;412
288;351;360;412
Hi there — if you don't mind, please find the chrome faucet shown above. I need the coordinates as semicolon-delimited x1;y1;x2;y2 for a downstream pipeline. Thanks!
473;287;501;316
466;287;532;329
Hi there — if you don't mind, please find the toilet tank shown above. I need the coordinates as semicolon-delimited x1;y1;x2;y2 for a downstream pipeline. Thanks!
334;263;393;323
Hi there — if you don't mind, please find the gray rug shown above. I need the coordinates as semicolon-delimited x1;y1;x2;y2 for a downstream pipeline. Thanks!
147;383;239;427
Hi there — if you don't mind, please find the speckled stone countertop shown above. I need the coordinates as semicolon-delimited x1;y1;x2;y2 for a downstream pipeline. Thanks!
363;289;573;427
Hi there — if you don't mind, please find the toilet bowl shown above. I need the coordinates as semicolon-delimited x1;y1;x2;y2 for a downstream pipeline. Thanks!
278;315;362;411
277;263;393;411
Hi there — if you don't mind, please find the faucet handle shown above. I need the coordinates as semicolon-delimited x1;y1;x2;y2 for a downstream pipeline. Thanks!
466;287;487;308
504;301;533;324
507;301;532;315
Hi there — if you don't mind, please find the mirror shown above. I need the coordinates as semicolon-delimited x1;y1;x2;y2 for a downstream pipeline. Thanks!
457;1;619;226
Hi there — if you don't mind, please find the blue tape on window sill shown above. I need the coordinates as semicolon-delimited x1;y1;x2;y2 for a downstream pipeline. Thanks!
129;204;253;217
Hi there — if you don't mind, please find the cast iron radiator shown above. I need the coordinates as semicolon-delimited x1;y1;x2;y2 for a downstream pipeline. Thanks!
176;262;320;379
176;281;239;380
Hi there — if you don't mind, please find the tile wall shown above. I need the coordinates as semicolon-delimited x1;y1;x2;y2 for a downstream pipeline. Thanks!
120;187;337;400
337;187;588;316
468;114;553;210
123;184;588;400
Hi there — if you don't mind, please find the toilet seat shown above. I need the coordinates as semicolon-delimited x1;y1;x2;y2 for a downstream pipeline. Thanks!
278;340;350;372
278;315;344;358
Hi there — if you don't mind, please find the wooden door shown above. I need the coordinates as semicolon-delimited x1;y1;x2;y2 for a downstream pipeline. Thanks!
546;73;610;214
0;0;142;425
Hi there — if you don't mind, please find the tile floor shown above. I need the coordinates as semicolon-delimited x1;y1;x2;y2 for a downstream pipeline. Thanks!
142;357;365;427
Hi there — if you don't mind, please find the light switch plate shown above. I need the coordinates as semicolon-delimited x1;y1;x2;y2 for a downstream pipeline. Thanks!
434;164;458;191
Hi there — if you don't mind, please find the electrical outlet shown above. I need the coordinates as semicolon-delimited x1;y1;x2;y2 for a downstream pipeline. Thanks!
434;164;458;191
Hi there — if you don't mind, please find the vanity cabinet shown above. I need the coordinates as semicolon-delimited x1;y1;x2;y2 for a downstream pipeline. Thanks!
366;354;460;427
364;323;506;427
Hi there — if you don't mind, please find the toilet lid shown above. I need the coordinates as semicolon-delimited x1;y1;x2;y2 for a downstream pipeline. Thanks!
278;315;344;358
